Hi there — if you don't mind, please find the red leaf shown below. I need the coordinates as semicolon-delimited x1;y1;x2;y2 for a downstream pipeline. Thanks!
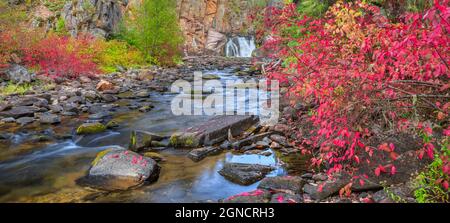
443;181;449;191
374;167;381;176
391;166;397;175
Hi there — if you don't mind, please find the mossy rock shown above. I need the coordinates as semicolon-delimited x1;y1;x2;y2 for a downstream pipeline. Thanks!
76;123;106;135
91;149;113;166
105;120;119;129
142;152;165;162
202;74;220;80
169;133;200;148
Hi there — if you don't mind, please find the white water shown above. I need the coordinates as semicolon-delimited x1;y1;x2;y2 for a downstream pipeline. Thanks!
225;36;256;57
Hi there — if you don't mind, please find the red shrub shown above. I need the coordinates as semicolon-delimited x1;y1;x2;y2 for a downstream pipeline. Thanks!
259;0;449;179
23;34;99;79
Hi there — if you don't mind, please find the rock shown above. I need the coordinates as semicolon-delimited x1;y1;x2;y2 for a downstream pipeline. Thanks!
0;103;12;112
270;193;303;203
231;132;272;150
273;124;289;133
16;117;35;126
63;104;79;113
312;173;328;182
96;80;115;91
270;134;288;146
129;130;165;152
79;76;92;83
88;112;111;120
39;113;61;124
105;120;119;129
62;0;125;38
219;140;231;150
218;163;275;185
67;96;84;104
202;73;220;80
100;94;117;102
76;123;106;135
143;152;165;162
270;141;281;149
1;117;15;123
222;189;271;203
188;146;223;162
303;176;349;201
135;90;150;98
0;106;39;118
138;105;153;112
258;176;305;194
255;140;269;149
5;64;35;84
77;149;160;191
301;173;313;179
49;105;63;113
170;115;259;148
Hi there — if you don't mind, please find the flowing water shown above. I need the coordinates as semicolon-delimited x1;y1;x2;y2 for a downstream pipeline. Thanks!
225;37;256;58
0;68;308;203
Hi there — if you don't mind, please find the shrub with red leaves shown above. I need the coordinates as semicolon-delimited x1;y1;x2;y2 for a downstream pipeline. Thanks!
257;0;449;184
23;34;99;79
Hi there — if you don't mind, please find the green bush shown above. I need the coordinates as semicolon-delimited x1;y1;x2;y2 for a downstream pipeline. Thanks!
118;0;183;66
414;137;449;203
95;40;148;73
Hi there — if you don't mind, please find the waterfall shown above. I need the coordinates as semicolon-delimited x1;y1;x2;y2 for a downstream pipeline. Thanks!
225;36;256;57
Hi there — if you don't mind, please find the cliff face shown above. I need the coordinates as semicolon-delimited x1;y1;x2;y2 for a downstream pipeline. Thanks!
176;0;267;55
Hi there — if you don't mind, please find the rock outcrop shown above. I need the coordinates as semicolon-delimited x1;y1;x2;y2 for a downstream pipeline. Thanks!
62;0;127;38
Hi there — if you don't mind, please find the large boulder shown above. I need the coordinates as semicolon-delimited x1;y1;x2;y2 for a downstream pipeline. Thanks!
77;149;161;191
170;115;259;148
218;163;275;185
4;65;35;84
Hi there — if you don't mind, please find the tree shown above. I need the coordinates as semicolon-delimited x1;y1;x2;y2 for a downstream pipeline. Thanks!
120;0;183;66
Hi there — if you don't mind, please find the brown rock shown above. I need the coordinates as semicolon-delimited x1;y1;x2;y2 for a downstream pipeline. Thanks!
96;80;115;91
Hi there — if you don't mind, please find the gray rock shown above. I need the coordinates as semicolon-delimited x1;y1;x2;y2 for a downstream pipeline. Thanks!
1;117;16;123
88;112;111;120
312;173;328;181
5;64;35;84
39;113;61;124
0;106;39;118
220;140;231;150
231;132;272;150
129;130;166;152
170;115;259;148
77;149;160;191
258;176;305;194
16;117;35;126
303;177;349;201
218;163;275;185
188;146;223;162
49;104;63;113
270;134;288;146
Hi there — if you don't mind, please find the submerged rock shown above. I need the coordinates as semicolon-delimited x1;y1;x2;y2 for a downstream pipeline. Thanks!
77;149;161;191
187;146;223;162
76;122;106;135
218;163;275;185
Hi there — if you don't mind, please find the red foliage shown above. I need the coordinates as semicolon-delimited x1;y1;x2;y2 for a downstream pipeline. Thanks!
258;1;449;179
23;35;98;78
